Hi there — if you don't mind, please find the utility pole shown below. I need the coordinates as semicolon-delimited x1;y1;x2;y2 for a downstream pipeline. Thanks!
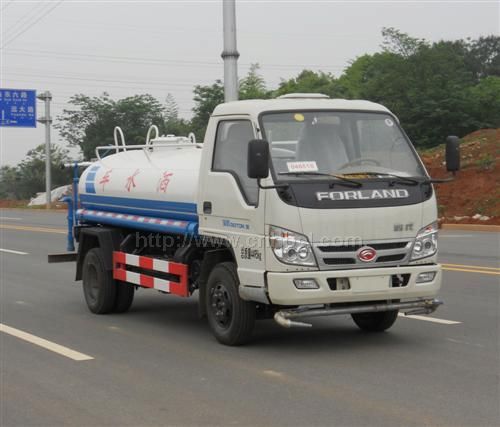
37;91;52;209
221;0;239;102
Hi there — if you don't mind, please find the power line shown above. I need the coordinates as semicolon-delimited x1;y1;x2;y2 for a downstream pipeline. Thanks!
50;101;193;112
2;1;49;40
3;48;345;71
2;76;198;92
1;0;64;49
4;70;206;87
4;67;218;86
27;88;196;102
59;18;372;41
0;0;16;12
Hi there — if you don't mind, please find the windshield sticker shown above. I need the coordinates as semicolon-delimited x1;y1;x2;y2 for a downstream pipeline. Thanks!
385;118;394;127
287;161;318;172
294;113;305;122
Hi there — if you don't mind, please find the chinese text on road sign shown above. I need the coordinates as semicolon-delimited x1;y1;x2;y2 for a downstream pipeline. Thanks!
0;89;37;128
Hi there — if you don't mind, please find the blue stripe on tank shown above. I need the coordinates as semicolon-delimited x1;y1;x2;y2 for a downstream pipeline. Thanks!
79;194;198;221
77;210;198;237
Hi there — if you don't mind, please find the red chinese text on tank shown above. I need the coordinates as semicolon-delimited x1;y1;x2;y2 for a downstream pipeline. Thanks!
157;171;173;193
99;169;113;191
125;169;140;192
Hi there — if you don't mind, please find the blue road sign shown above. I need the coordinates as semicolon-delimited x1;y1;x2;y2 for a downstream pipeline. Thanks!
0;88;37;128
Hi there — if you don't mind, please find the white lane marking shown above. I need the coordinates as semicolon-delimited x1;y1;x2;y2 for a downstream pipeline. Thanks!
398;313;461;325
0;248;28;255
0;324;94;361
446;338;484;348
0;217;23;221
262;370;286;379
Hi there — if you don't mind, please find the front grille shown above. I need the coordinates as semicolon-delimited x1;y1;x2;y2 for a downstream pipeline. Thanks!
314;239;413;270
319;241;408;253
323;258;356;265
377;254;406;263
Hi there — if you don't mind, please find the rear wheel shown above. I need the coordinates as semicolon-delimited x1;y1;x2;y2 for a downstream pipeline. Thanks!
82;248;116;314
206;262;255;346
351;310;399;332
114;282;135;313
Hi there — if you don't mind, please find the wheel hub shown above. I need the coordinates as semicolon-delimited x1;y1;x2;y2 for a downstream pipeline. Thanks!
210;283;233;328
87;264;99;303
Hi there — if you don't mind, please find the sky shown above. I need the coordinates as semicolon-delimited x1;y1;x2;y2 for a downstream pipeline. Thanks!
0;0;499;166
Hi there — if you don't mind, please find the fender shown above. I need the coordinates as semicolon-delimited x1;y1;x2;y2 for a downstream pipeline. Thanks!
197;247;235;318
75;227;122;281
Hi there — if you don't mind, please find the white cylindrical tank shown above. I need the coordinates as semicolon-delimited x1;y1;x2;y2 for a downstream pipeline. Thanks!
78;137;202;227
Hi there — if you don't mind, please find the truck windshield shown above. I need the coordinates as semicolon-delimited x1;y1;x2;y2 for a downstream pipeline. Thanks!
260;111;425;180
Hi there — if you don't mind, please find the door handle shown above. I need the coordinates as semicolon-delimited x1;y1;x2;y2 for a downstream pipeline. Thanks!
203;201;212;214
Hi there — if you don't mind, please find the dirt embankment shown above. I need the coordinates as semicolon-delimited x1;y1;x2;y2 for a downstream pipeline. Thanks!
420;129;499;225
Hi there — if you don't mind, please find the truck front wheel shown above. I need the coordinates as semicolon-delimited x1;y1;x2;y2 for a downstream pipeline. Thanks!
206;262;255;346
82;248;117;314
351;310;398;332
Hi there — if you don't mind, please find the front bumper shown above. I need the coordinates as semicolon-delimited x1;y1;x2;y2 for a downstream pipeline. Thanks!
274;298;443;328
267;264;441;305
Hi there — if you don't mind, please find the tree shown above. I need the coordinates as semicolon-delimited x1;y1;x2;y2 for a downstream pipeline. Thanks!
274;70;342;98
338;29;489;147
0;145;72;200
57;94;165;160
239;64;269;100
0;165;21;199
464;36;500;80
162;93;193;137
466;77;500;128
164;93;179;122
337;55;374;98
190;66;269;140
381;27;426;58
191;80;224;141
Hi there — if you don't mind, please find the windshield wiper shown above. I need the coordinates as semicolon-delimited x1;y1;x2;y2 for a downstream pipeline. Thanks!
344;172;419;186
278;171;362;187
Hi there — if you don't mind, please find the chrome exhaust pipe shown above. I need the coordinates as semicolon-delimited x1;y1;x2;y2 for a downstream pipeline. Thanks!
274;312;313;328
274;299;442;328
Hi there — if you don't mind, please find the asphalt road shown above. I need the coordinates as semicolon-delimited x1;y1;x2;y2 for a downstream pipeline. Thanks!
1;209;499;426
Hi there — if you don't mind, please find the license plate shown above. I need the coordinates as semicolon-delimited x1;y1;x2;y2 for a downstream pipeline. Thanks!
349;275;390;292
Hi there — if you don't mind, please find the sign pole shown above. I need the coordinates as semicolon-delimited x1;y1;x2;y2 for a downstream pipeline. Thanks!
37;91;52;209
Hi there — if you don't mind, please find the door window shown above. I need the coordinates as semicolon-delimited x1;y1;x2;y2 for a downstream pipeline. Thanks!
212;120;258;205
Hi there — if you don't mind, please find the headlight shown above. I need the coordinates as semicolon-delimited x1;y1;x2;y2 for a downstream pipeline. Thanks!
411;222;438;260
269;225;317;267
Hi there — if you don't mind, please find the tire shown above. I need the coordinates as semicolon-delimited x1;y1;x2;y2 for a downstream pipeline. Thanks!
82;247;116;314
206;262;255;346
351;310;399;332
114;281;135;313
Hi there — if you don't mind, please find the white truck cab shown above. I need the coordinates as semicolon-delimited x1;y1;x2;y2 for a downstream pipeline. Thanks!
198;95;445;330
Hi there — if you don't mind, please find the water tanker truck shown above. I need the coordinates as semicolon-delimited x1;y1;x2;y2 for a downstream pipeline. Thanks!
50;94;461;345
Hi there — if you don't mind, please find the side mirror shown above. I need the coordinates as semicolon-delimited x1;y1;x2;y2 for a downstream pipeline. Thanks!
445;136;460;173
247;139;270;179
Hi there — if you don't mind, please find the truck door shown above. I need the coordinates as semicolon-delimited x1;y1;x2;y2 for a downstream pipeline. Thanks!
199;117;265;247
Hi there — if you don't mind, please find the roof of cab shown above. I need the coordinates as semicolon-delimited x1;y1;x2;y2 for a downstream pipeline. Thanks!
211;94;392;117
